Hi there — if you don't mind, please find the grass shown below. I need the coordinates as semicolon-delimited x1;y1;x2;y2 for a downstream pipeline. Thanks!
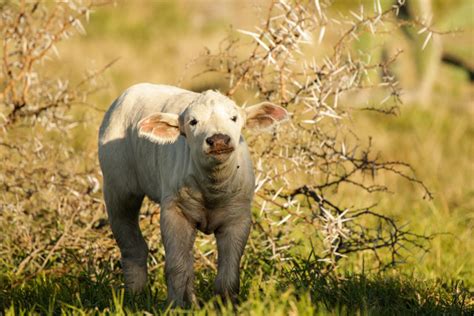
1;254;472;315
352;100;474;282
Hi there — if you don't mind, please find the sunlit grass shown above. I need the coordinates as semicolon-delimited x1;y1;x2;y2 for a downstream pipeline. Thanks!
1;257;472;315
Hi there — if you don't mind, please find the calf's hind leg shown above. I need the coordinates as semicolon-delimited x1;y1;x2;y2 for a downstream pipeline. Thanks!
104;185;147;293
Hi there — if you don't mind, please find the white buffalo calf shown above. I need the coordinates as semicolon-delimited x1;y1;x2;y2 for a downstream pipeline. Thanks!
98;83;288;307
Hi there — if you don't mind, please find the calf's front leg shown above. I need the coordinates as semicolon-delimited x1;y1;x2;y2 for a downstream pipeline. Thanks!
160;205;197;308
214;215;251;304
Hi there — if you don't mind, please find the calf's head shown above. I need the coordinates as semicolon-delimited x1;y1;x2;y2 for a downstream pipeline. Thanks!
138;90;288;166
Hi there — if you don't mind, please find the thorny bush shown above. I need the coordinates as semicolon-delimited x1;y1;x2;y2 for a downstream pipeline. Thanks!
0;0;116;281
200;0;437;272
1;0;438;287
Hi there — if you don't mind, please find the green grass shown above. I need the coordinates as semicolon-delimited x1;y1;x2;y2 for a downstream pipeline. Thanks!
1;255;472;315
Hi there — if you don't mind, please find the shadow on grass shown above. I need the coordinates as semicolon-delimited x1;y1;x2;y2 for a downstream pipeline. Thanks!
1;256;472;315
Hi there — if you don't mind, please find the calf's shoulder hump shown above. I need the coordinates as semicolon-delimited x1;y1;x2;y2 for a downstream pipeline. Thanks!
99;83;195;145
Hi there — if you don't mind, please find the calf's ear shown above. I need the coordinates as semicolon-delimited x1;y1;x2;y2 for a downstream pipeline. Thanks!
244;102;289;131
138;112;181;144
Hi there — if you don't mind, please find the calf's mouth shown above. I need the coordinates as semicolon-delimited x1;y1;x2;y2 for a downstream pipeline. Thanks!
207;146;235;155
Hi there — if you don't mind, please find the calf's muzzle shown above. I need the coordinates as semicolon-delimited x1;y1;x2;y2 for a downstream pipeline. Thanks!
205;133;233;154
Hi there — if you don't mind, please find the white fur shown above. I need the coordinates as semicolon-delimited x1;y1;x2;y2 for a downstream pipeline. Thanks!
98;83;288;307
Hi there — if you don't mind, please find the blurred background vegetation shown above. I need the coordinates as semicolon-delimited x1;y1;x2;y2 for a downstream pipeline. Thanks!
62;0;473;278
1;0;473;314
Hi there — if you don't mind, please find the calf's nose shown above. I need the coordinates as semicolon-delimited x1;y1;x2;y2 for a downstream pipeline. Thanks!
206;133;231;147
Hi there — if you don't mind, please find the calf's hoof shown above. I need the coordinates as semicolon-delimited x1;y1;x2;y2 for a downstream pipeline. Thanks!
122;258;147;293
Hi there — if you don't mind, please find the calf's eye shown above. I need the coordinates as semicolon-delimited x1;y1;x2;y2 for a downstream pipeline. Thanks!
190;119;198;126
231;116;237;122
